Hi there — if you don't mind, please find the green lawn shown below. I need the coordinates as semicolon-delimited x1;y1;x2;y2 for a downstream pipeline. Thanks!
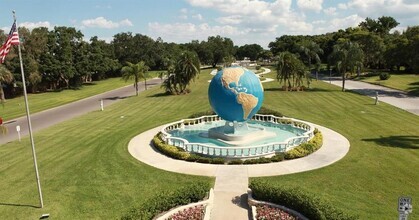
0;69;417;219
358;73;419;96
0;71;162;121
254;72;419;219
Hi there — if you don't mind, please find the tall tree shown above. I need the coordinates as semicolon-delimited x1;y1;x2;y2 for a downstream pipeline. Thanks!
162;51;200;94
236;44;263;61
329;40;364;91
0;65;14;102
359;16;399;35
275;52;308;91
206;36;234;67
299;40;323;80
121;61;149;96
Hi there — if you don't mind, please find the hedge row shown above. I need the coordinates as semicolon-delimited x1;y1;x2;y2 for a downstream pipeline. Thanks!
249;180;358;220
153;134;224;164
121;182;211;220
284;129;323;159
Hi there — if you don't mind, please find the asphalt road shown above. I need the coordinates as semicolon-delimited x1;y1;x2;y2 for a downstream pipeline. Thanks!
324;77;419;115
0;78;162;145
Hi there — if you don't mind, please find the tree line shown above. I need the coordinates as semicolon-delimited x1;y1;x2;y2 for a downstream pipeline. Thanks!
0;16;418;99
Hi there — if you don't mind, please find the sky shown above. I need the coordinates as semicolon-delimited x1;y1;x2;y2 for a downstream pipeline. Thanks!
1;0;419;48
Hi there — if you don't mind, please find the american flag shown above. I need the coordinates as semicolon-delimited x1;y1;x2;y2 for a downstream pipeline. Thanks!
0;21;20;63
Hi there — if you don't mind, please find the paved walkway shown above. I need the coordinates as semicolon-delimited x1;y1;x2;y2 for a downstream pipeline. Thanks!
0;78;162;145
325;78;419;115
128;122;350;219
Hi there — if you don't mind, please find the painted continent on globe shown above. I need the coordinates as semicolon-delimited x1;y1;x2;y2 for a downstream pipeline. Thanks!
208;66;264;122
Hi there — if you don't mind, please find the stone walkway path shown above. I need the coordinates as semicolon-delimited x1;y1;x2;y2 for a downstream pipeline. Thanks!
128;122;350;219
325;78;419;115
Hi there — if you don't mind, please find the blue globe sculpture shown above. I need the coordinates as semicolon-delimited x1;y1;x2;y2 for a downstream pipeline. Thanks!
208;66;264;122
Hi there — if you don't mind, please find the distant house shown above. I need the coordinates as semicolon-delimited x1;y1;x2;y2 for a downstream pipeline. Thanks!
235;57;257;67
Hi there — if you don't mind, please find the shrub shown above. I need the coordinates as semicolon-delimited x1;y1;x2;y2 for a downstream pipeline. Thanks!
270;153;285;162
228;159;244;165
249;180;358;220
210;158;226;164
284;132;323;159
153;134;190;160
255;65;262;70
379;72;391;80
121;182;211;220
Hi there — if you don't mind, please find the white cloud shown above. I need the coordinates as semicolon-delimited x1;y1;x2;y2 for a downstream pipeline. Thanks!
216;15;243;25
81;17;133;29
148;22;242;42
19;21;51;30
338;3;348;10
297;0;323;12
345;0;419;18
314;14;364;33
192;14;203;21
323;7;337;16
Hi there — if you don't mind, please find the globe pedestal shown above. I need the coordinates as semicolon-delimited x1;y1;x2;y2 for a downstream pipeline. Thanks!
207;121;276;146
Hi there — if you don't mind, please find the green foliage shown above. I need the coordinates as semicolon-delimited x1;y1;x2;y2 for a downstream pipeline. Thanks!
228;159;244;165
153;134;191;160
121;182;211;220
379;72;391;80
121;61;149;96
249;180;358;220
328;41;364;91
285;132;323;159
161;50;200;95
255;65;262;70
275;51;309;91
153;133;226;164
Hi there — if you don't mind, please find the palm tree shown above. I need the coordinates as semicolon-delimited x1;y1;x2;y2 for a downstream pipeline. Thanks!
175;51;200;93
275;52;307;91
299;40;323;80
121;61;149;96
329;41;364;91
0;65;14;103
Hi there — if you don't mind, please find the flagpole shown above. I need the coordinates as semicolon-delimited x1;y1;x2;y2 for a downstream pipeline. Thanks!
13;10;44;208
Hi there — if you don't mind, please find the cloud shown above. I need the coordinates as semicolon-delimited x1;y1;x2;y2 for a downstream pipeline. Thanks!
297;0;323;12
323;7;337;16
344;0;419;18
148;22;242;42
314;14;364;33
19;21;51;30
192;14;203;21
216;15;243;25
81;17;133;29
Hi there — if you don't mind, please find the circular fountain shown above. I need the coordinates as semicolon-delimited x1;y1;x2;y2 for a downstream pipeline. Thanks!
160;67;314;158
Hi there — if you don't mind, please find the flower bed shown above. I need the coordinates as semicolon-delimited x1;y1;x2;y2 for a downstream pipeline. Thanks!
168;205;205;220
256;205;299;220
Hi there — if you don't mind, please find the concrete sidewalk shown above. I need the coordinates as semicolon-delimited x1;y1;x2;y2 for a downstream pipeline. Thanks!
128;122;350;220
325;78;419;115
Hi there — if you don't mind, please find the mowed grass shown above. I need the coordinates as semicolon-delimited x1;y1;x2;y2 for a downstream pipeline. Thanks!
0;69;418;219
358;73;419;96
0;71;162;121
254;73;419;219
0;70;214;219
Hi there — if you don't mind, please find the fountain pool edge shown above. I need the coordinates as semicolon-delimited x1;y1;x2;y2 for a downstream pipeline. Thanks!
128;121;350;177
